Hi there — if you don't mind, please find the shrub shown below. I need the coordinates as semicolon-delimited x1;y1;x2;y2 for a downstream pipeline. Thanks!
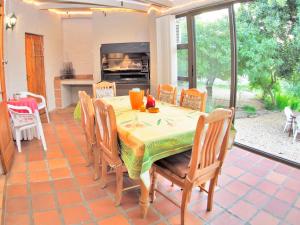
289;97;300;111
242;105;257;115
276;94;289;110
273;93;300;111
214;104;226;108
264;97;276;110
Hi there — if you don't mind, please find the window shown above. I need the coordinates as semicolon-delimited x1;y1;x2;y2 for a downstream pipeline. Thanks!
176;16;189;95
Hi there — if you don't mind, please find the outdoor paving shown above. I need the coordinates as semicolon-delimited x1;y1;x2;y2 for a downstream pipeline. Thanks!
3;108;300;225
235;112;300;164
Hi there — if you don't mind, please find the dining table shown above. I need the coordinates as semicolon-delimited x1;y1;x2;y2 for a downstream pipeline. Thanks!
102;95;205;218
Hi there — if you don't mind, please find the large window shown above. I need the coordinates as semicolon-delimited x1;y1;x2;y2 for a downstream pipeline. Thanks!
234;1;300;164
176;17;189;96
194;9;232;112
175;1;300;165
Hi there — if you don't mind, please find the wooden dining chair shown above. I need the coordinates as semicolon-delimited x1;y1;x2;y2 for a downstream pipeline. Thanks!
150;108;234;225
78;91;99;180
157;84;177;104
93;81;116;98
180;88;207;112
93;98;139;206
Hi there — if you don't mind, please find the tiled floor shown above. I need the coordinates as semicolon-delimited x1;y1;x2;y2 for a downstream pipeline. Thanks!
3;108;300;225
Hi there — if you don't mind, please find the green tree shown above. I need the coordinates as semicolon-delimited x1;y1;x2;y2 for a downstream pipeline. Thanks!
236;0;300;106
195;15;231;99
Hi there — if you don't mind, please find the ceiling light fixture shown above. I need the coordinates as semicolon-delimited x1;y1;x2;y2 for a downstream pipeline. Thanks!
22;0;41;6
117;0;150;7
147;6;162;14
91;7;145;13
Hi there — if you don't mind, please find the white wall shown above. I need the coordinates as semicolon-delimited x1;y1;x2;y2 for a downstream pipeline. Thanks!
62;18;93;75
61;12;150;82
4;3;156;109
60;12;151;103
91;12;150;81
4;0;63;111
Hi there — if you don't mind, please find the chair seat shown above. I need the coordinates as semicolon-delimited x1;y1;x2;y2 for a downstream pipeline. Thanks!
155;150;191;179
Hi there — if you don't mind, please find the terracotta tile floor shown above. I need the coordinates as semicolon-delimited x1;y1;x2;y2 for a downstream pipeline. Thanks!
3;108;300;225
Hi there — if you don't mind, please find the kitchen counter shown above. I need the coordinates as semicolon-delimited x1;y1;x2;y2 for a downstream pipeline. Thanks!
54;75;96;108
60;79;96;86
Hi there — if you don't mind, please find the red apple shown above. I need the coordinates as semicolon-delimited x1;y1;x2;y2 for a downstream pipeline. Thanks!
146;95;155;109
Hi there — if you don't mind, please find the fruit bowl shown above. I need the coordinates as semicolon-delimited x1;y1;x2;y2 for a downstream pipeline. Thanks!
148;107;159;113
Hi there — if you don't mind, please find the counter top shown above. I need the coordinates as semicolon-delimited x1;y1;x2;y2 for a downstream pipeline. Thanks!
60;79;96;85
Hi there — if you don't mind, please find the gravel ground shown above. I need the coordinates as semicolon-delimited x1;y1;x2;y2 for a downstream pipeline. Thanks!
235;112;300;164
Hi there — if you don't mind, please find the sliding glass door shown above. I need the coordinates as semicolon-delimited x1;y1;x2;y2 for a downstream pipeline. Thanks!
194;8;232;112
175;0;300;165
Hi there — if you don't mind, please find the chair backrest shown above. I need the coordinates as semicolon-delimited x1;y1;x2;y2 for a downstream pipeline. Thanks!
78;91;95;145
93;81;116;98
157;84;177;104
187;108;234;183
7;104;35;126
284;107;294;122
93;98;120;166
180;88;207;112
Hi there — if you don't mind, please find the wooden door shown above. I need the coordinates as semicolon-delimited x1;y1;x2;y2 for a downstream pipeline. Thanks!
25;33;46;98
0;102;15;173
0;0;6;101
0;0;13;173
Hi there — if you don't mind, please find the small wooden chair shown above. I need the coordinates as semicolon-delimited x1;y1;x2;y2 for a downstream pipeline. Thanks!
93;81;116;98
157;84;177;104
78;91;99;179
150;108;234;225
93;98;139;206
180;88;207;112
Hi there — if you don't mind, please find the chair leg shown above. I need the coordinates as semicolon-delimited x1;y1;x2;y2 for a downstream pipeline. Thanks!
100;154;108;189
35;115;47;151
207;177;218;211
115;165;123;206
85;141;93;167
93;148;100;180
283;122;288;132
181;188;191;225
150;168;157;203
38;125;47;151
45;107;50;123
293;130;298;143
15;129;22;153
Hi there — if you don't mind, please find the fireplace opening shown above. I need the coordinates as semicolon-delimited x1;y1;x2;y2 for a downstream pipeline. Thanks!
100;42;150;95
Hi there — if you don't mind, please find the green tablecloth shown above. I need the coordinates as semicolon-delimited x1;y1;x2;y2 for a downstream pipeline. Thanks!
74;102;81;121
102;96;202;179
75;96;236;180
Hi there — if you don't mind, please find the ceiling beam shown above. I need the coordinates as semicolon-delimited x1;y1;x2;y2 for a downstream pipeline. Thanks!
34;0;149;10
37;3;111;10
134;0;172;8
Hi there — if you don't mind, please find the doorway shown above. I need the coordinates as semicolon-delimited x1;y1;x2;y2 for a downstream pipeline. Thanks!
25;33;46;98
